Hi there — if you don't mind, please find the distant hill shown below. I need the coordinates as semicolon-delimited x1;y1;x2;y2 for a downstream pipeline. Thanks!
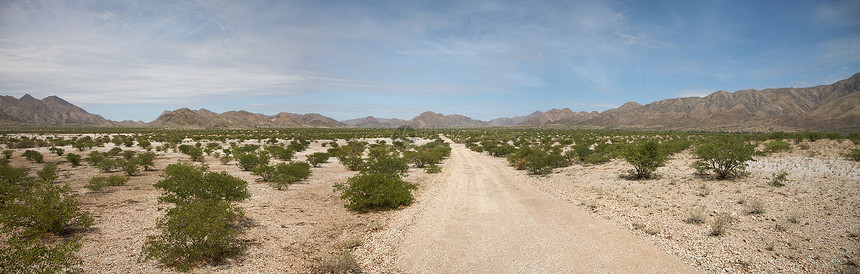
342;116;408;128
405;111;489;128
150;108;344;128
571;73;860;130
0;94;112;126
3;73;857;130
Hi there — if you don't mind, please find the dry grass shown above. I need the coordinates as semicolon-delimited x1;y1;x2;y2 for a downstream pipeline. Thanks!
710;212;734;236
317;251;359;274
684;204;707;224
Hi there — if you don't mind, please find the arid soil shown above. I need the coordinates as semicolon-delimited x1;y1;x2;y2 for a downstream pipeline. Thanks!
525;139;860;273
356;139;699;273
4;135;859;273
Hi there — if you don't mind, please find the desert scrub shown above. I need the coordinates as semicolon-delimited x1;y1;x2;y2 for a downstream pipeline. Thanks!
142;162;249;271
684;204;707;224
691;137;756;179
22;150;44;163
710;212;734;236
425;164;442;173
65;153;82;167
141;199;245;272
2;150;12;159
306;152;330;167
336;173;417;211
623;139;667;180
761;140;792;154
2;181;93;235
745;198;766;215
257;162;312;190
86;175;129;191
0;232;84;273
845;148;860;162
770;170;788;187
317;250;359;274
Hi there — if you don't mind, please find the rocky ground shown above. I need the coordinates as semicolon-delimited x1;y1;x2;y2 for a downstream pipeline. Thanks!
3;135;859;273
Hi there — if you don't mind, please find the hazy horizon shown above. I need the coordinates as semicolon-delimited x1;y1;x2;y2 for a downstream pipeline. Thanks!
2;0;859;122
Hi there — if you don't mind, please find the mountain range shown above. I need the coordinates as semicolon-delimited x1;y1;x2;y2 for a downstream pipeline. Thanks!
2;73;858;131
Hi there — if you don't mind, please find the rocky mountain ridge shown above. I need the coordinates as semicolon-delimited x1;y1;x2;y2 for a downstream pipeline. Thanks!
2;73;857;130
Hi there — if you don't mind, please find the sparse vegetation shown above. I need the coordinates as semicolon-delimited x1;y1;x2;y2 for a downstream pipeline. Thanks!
86;175;129;191
770;171;788;187
317;250;359;274
685;204;707;224
845;148;860;162
623;139;667;180
692;137;756;179
710;212;734;236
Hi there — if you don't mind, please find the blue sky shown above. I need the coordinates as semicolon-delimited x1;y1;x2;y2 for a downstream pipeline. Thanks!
1;0;858;122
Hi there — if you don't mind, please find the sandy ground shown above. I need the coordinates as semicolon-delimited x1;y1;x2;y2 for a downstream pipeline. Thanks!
3;134;859;273
2;137;432;273
525;139;860;273
356;139;699;273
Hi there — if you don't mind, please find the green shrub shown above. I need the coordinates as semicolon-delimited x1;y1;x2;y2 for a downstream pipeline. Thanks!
623;139;668;180
118;159;141;176
153;162;249;204
235;153;269;171
362;155;409;178
106;147;123;157
65;153;82;167
219;156;233;165
85;151;104;166
845;148;860;162
425;164;442;173
264;145;294;161
121;150;136;160
22;150;44;163
2;150;12;159
0;233;83;274
692;138;756;179
762;140;792;154
307;152;330;167
137;152;156;171
97;158;118;173
142;162;249;271
335;173;417;211
36;163;59;182
2;182;93;235
86;175;129;191
141;199;245;272
770;171;788;187
48;147;64;156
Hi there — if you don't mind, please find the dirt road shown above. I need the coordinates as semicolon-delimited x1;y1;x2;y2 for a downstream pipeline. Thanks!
362;141;699;273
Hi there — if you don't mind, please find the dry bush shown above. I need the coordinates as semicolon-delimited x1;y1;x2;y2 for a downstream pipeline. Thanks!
710;212;734;236
745;198;766;215
317;251;359;274
685;204;708;224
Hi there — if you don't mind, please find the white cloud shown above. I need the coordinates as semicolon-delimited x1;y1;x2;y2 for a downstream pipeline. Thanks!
675;89;713;98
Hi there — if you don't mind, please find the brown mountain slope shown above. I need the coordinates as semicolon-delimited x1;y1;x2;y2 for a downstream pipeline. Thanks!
535;73;860;130
406;111;489;128
0;94;112;125
341;116;408;128
150;108;345;128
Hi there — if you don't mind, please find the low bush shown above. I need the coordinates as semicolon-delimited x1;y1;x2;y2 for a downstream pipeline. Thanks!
2;181;93;235
22;150;44;163
307;152;330;167
153;162;250;204
685;204;707;224
141;199;245;272
710;212;734;236
48;147;64;156
65;153;82;167
85;151;105;166
761;140;792;154
317;250;359;274
623;139;667;180
335;173;417;211
2;150;12;159
0;233;83;274
425;164;442;173
86;175;129;191
137;152;156;171
770;171;788;187
235;152;269;171
692;138;756;179
845;148;860;162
